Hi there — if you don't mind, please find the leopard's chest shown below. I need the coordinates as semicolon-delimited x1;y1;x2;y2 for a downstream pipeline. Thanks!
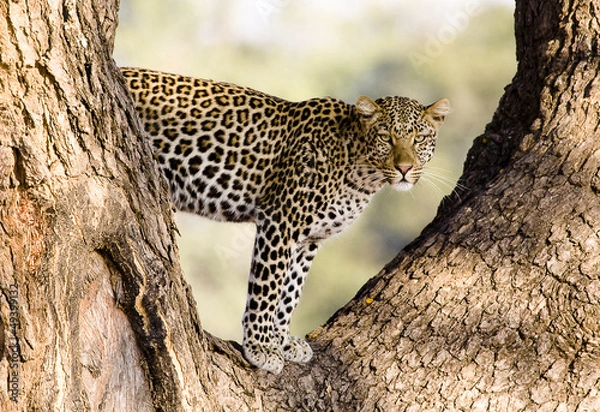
299;190;370;243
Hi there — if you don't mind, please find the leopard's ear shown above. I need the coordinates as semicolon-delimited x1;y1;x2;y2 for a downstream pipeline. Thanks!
425;98;451;128
355;96;381;127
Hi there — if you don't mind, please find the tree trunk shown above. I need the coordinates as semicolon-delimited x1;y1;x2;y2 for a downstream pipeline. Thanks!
1;0;599;411
0;1;214;410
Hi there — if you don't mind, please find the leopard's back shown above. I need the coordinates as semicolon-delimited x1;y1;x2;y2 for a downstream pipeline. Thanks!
121;68;288;222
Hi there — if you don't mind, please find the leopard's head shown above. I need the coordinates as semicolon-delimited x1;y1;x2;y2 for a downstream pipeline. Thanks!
355;95;450;191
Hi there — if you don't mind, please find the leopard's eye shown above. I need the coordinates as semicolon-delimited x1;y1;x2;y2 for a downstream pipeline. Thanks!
414;133;430;144
377;130;393;144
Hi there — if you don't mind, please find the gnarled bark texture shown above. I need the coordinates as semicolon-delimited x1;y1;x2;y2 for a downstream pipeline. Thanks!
0;1;214;410
0;0;599;411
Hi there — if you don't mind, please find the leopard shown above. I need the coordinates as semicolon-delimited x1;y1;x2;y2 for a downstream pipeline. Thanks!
120;67;450;374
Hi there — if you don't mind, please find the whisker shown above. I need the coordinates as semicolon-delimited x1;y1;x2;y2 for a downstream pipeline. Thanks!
424;168;467;190
349;163;469;203
419;175;447;198
423;173;457;191
419;165;472;203
424;165;455;175
422;174;467;202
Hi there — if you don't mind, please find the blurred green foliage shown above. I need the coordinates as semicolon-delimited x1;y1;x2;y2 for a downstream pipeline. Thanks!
115;0;516;341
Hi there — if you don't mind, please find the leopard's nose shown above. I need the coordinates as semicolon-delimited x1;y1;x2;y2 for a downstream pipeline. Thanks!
396;165;412;176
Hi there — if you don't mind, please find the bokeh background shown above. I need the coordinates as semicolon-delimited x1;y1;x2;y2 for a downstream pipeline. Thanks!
114;0;516;341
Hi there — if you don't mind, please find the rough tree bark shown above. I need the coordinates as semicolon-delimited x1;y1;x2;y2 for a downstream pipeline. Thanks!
0;1;214;410
0;0;599;411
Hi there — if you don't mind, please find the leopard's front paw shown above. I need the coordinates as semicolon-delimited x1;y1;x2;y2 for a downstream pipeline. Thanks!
281;336;313;363
243;342;284;374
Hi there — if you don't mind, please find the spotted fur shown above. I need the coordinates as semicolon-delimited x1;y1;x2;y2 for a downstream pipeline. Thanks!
121;67;450;373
